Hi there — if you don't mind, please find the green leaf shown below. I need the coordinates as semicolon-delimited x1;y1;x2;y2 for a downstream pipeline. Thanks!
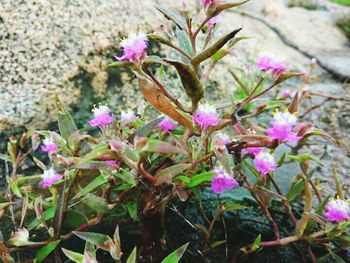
126;203;138;221
161;242;189;263
62;248;84;263
277;152;286;167
176;176;191;184
155;164;191;185
63;210;88;230
34;240;60;263
189;172;215;188
55;96;77;141
143;140;182;154
109;61;133;67
211;0;250;16
252;234;261;251
224;203;247;212
176;28;193;58
126;247;137;263
164;59;204;107
211;49;231;62
156;6;187;30
77;144;109;165
74;231;113;251
73;175;109;200
82;194;112;213
191;28;242;66
28;207;56;231
114;169;136;186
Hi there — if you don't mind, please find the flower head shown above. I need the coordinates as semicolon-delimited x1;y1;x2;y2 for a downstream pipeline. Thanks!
8;228;30;247
120;111;139;126
257;55;288;77
206;15;220;27
281;90;290;97
254;151;277;174
88;105;114;128
115;33;148;62
41;168;63;189
266;109;301;143
211;166;239;194
193;103;220;130
242;147;263;157
41;137;59;153
159;116;177;132
324;199;350;222
212;132;230;149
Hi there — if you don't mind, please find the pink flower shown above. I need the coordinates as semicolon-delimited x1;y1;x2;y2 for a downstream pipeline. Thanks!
212;132;230;149
120;111;139;126
242;147;263;157
41;137;59;153
257;55;288;77
211;166;239;194
201;0;215;8
193;103;220;130
115;33;148;62
106;160;116;167
254;151;277;174
266;110;301;143
88;105;114;128
159;116;177;132
281;90;290;97
324;199;350;222
41;168;63;189
206;15;219;26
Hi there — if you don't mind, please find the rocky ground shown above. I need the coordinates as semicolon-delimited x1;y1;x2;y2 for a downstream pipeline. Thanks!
0;0;350;194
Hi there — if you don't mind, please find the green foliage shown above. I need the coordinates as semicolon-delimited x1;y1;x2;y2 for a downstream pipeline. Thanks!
1;1;348;262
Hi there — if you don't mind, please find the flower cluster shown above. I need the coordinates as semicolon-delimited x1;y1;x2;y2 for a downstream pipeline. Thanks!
257;55;288;77
193;103;220;130
212;132;230;149
158;116;178;132
41;137;59;153
41;168;63;189
88;105;114;128
120;111;139;126
324;199;350;222
211;166;239;194
115;33;148;62
266;109;301;143
253;151;277;175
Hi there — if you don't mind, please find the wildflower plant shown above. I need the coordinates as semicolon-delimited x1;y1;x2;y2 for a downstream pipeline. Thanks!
1;0;350;262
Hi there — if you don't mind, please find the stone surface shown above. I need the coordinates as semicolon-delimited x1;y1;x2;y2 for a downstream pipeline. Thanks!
239;0;350;79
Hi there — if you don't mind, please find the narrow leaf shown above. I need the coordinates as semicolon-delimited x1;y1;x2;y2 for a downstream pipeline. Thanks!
161;242;189;263
126;247;137;263
156;6;187;30
62;248;84;263
73;175;109;200
189;172;215;188
55;96;77;140
155;164;191;185
34;240;60;263
192;28;242;66
74;231;113;251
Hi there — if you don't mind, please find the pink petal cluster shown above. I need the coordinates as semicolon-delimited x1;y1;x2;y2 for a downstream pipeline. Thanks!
201;0;215;8
193;103;220;130
281;90;290;97
211;166;239;194
159;116;177;132
41;168;63;189
115;33;148;62
324;199;350;222
120;111;139;126
257;55;288;77
41;138;59;153
242;147;263;157
254;151;277;174
212;132;230;149
88;105;114;128
206;15;219;27
266;110;301;143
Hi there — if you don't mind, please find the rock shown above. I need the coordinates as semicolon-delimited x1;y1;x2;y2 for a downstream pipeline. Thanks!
239;0;350;80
